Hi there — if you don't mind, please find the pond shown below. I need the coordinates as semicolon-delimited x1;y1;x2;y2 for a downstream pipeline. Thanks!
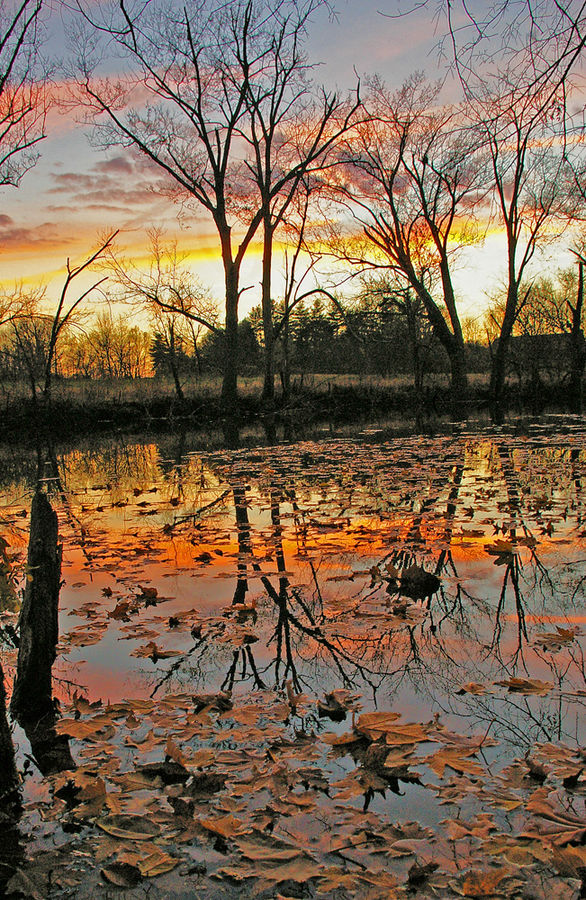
0;419;585;899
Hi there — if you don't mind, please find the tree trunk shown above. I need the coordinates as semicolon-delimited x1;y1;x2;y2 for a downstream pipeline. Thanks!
169;357;184;402
569;261;585;414
448;344;469;404
232;484;251;605
10;491;61;723
221;262;240;411
43;330;58;408
21;714;76;776
280;303;291;405
413;281;468;404
193;339;202;377
491;261;519;408
404;295;423;408
167;325;185;403
261;221;275;407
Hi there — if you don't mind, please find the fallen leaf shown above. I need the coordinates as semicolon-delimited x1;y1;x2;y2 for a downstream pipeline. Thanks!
452;867;511;897
97;814;161;841
456;682;492;696
522;791;586;845
137;850;179;877
495;677;554;696
199;814;244;839
101;862;143;887
137;761;190;785
355;711;401;740
131;641;182;661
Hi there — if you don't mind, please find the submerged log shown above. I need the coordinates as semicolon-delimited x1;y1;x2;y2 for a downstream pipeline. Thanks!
10;491;61;723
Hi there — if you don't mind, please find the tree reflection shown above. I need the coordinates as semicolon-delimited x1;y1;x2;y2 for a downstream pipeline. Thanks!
3;427;585;768
226;482;379;693
142;431;585;755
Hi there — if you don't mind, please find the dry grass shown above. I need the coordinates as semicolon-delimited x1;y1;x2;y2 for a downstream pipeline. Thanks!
0;371;480;407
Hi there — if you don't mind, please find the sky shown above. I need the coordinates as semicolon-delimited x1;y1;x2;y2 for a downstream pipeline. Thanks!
0;0;578;324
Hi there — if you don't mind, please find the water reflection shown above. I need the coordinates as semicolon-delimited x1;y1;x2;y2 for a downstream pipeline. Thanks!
0;427;584;760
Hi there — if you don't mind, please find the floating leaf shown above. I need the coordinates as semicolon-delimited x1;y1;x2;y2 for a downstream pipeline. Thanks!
522;791;586;845
5;868;46;900
131;641;181;661
453;868;511;897
495;678;554;696
101;862;143;887
425;748;485;778
97;814;161;841
534;627;578;652
456;682;491;696
355;711;401;740
407;861;439;887
193;691;233;713
199;814;244;839
137;850;179;877
136;760;190;785
235;836;300;862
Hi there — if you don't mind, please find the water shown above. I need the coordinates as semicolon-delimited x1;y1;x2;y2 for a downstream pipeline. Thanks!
0;419;584;898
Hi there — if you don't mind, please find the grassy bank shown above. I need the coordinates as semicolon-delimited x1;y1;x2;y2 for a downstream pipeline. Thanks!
0;372;579;442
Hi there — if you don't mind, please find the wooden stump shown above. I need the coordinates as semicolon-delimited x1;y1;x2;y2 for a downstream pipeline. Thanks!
10;491;61;723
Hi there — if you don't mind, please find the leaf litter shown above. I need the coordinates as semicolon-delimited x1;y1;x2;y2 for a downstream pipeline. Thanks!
0;426;585;898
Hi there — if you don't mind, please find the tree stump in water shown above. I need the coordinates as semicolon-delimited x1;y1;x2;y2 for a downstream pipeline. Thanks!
10;491;61;723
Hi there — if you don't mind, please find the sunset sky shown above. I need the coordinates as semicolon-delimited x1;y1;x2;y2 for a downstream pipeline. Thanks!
0;0;578;323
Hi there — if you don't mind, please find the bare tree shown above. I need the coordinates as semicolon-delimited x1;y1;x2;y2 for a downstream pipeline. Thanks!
387;4;585;409
474;74;576;406
15;232;118;404
0;282;41;328
390;1;586;105
71;0;349;409
275;181;316;402
236;8;360;405
107;229;219;397
150;309;195;400
0;0;46;189
484;261;586;406
10;306;51;399
0;0;47;363
108;230;219;335
331;74;486;401
568;251;586;411
86;310;152;379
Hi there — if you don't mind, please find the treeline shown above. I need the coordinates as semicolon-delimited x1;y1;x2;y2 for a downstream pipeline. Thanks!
1;298;443;387
3;269;582;405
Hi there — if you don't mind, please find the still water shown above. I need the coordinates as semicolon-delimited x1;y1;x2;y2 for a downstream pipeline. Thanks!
0;418;584;898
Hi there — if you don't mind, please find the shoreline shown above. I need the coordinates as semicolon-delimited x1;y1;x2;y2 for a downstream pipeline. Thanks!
1;373;580;444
